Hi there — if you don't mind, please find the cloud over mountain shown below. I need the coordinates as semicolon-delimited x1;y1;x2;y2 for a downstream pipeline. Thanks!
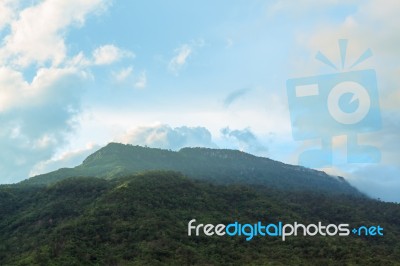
118;124;217;150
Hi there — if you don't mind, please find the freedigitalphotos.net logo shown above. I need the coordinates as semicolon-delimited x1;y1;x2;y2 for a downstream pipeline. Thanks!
286;39;381;168
188;219;384;241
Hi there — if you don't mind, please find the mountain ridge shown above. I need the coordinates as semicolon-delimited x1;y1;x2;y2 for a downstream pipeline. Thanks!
21;143;362;197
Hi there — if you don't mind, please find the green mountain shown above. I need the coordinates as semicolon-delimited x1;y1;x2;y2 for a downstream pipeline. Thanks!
2;144;398;265
1;171;399;265
22;143;360;196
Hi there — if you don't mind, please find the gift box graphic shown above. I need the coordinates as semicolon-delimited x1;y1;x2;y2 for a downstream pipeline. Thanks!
286;40;381;167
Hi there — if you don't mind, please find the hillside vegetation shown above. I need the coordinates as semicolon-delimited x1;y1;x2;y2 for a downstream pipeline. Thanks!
3;144;399;265
1;171;399;265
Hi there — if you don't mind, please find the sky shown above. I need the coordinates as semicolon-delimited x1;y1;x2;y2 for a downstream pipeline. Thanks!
0;0;399;202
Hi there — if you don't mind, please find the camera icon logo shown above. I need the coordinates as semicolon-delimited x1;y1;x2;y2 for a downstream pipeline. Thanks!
286;40;381;167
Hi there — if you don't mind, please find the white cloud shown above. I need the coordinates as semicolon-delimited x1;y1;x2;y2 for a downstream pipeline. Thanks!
221;127;268;155
112;67;147;89
93;44;134;65
117;124;217;150
0;66;89;183
67;52;92;68
0;0;109;68
167;39;204;75
134;71;147;88
168;44;192;74
0;0;18;31
114;123;271;158
113;66;133;82
67;45;135;68
30;143;100;176
0;67;28;112
0;66;89;112
0;0;110;183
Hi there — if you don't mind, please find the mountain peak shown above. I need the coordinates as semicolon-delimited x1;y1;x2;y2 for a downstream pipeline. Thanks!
22;143;362;197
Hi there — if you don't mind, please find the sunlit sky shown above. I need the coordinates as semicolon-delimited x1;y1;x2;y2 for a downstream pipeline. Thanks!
0;0;399;202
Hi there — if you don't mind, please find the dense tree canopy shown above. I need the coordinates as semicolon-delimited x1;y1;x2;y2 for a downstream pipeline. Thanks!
1;171;399;265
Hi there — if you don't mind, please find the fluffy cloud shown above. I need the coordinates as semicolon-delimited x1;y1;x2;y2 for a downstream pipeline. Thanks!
220;127;268;155
0;67;88;112
118;124;217;150
0;0;109;68
0;67;89;183
93;45;134;65
0;1;121;183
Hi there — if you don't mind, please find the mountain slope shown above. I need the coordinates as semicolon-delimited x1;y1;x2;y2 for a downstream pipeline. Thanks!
22;143;361;196
1;171;399;265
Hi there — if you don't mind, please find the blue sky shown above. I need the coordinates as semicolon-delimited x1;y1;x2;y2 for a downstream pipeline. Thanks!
0;0;399;202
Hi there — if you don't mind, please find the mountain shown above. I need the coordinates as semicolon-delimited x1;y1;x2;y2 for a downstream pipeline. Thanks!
22;143;361;196
1;171;399;265
2;144;399;264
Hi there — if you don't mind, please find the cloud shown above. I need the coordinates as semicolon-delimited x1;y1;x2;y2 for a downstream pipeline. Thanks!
69;44;135;68
0;66;88;112
168;44;192;74
167;38;205;76
0;0;109;68
0;0;18;31
30;143;100;176
326;164;400;203
93;44;134;66
349;165;400;203
67;52;92;68
113;66;133;82
112;67;147;89
167;39;204;75
118;124;217;150
0;1;115;183
220;127;268;155
224;88;251;107
0;67;28;112
0;66;89;183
